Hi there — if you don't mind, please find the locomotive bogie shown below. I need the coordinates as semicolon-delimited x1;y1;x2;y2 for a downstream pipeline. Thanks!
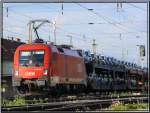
12;76;49;87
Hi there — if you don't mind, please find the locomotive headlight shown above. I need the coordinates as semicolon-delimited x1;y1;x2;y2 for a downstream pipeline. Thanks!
43;69;48;76
15;70;19;76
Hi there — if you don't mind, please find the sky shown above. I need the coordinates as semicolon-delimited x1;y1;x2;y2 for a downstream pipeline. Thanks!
3;3;148;67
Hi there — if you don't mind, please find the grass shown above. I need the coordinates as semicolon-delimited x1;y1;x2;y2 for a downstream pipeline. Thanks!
2;96;26;106
107;101;148;111
2;96;49;106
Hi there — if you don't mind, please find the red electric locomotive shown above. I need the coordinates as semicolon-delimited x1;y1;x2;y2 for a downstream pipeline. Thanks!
13;42;87;94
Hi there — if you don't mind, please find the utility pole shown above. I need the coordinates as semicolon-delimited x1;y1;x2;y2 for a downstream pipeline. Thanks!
48;26;51;42
52;20;56;45
137;45;145;68
120;33;125;61
136;45;141;67
83;34;86;41
66;35;73;47
49;33;51;42
92;39;97;77
126;49;128;59
117;2;123;12
53;21;57;45
62;3;64;15
92;39;97;57
6;7;9;17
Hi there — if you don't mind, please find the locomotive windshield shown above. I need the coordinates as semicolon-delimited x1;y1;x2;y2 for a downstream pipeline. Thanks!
19;50;44;66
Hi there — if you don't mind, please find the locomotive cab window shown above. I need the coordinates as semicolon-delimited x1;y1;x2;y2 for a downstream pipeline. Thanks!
32;50;44;66
19;51;31;66
19;50;45;66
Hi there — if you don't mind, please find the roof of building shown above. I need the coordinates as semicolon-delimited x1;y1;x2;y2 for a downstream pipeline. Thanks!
1;38;25;61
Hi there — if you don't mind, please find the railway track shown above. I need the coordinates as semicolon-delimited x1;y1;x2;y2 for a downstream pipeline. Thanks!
5;91;148;104
2;96;148;111
24;94;148;104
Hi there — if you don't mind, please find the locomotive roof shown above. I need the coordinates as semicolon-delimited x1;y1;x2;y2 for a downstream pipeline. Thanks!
63;48;81;57
49;44;82;57
16;43;81;57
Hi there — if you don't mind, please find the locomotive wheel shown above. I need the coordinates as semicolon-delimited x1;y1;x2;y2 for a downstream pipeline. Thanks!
13;86;28;96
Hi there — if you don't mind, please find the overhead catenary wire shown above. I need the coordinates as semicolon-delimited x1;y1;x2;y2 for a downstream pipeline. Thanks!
4;29;27;37
3;17;85;42
3;4;146;39
3;10;54;41
75;3;146;33
75;3;131;32
3;4;147;48
4;22;146;46
4;22;89;44
3;4;61;12
55;20;147;26
4;3;147;32
115;5;147;33
126;3;147;12
4;16;146;39
4;22;146;36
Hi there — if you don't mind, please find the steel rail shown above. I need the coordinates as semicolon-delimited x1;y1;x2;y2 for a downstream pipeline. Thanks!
5;94;148;104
